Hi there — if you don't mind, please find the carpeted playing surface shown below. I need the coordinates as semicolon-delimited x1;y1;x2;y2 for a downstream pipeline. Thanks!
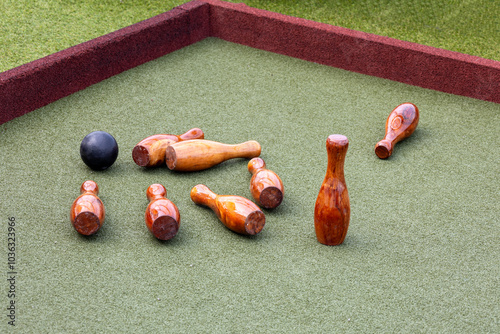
1;38;499;332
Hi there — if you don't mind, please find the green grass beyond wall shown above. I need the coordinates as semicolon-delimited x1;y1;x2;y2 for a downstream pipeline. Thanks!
1;0;499;72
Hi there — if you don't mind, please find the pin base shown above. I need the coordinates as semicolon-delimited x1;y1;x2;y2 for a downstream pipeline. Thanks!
152;216;179;240
132;146;150;167
259;187;283;209
244;211;265;235
73;211;101;236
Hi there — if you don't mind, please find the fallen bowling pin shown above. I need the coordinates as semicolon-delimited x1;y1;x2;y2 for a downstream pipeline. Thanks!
132;128;204;167
314;135;350;246
145;184;180;240
166;139;261;172
375;103;419;159
70;180;105;236
248;157;284;209
190;184;265;236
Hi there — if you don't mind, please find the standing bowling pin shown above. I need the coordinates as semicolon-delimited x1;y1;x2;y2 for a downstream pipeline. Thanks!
375;103;419;159
166;139;261;172
314;135;350;246
132;128;204;167
145;184;180;240
190;184;265;236
70;180;105;236
248;157;284;209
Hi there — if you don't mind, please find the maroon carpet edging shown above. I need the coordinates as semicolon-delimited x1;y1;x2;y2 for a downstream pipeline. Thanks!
206;0;500;104
0;1;210;125
1;0;499;125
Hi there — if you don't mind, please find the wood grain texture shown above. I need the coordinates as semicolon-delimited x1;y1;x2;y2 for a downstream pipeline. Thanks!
166;139;261;171
248;157;284;209
132;128;204;167
70;180;105;236
145;184;180;240
314;135;350;246
375;103;419;159
190;184;265;235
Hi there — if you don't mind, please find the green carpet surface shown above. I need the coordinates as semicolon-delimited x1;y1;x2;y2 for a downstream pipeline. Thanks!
1;38;499;333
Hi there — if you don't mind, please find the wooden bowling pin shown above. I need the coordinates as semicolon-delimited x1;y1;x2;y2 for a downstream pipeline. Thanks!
132;128;204;167
190;184;265;236
375;103;419;159
166;139;261;172
70;180;105;236
314;135;350;246
248;157;284;209
145;184;180;240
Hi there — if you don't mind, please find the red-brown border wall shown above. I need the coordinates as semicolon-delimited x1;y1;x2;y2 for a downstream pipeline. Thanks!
0;1;210;124
1;0;499;125
207;0;500;104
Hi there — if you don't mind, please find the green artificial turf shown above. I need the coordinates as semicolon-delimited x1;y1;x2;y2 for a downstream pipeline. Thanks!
1;38;499;332
1;0;499;72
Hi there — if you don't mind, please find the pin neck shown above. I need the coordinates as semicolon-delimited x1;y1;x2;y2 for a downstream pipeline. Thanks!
150;194;165;201
326;159;345;180
81;180;99;195
325;139;348;180
191;184;217;208
248;158;266;175
179;128;204;141
147;184;167;201
249;165;265;175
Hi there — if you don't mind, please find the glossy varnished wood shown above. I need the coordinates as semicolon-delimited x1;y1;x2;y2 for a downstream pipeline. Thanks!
145;184;180;240
190;184;265;235
314;135;350;246
70;180;105;236
248;157;284;209
375;103;419;159
132;128;204;167
166;139;261;172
